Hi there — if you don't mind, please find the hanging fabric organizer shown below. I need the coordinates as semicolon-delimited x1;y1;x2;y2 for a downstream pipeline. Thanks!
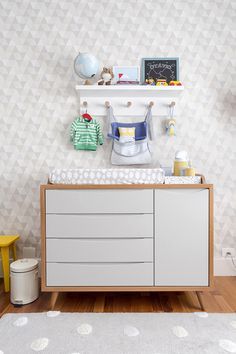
107;106;154;165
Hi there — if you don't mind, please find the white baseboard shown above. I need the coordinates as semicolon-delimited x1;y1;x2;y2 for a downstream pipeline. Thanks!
214;257;236;276
0;258;235;278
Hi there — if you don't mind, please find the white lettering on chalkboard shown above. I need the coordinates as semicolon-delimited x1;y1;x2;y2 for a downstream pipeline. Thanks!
147;63;173;70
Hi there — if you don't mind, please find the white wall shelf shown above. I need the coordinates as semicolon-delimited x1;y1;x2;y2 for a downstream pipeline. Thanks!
75;84;184;95
75;84;184;116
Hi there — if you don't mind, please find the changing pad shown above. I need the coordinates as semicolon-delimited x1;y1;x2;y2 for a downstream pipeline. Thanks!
49;168;165;185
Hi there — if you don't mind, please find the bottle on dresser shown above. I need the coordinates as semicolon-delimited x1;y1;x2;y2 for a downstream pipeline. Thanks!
173;151;195;177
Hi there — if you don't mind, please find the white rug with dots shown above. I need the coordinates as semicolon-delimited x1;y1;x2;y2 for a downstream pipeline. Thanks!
0;312;236;353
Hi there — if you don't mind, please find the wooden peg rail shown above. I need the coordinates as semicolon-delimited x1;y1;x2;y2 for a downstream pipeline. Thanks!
76;85;184;116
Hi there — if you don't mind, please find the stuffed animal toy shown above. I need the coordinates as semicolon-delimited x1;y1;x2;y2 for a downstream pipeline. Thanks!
98;67;114;85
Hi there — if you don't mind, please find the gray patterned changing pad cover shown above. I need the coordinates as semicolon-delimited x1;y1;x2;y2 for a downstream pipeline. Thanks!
49;168;165;185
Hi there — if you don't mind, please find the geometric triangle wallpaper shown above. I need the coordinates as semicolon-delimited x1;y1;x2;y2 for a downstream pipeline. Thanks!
0;0;235;258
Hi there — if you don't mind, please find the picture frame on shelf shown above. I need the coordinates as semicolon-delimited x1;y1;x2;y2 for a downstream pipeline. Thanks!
141;58;179;84
113;66;140;85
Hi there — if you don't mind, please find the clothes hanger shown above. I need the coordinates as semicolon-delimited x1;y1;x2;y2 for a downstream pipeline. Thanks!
82;101;93;121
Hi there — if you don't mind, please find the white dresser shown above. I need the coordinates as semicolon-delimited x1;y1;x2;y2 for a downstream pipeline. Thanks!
41;184;213;297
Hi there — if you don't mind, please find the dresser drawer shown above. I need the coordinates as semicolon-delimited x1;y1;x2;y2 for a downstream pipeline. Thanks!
46;238;153;262
46;262;153;286
46;214;153;238
46;189;153;214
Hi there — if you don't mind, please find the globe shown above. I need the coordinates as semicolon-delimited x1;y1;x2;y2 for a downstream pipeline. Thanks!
74;53;99;80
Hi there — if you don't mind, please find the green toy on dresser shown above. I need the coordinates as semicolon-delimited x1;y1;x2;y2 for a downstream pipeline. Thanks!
70;114;103;151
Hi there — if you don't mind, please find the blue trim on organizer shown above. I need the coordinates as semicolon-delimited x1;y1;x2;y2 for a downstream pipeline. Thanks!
108;121;147;141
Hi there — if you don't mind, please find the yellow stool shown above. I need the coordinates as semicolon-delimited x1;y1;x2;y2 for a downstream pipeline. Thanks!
0;235;19;292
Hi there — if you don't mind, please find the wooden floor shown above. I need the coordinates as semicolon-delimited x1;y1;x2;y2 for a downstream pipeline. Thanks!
0;277;235;317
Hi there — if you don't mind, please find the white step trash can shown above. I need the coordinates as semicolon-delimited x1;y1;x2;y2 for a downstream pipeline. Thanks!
10;259;39;305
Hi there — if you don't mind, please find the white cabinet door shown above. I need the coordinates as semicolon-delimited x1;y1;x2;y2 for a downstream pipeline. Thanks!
155;189;209;286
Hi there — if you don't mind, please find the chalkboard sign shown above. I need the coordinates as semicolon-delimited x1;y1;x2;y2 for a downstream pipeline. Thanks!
142;58;179;84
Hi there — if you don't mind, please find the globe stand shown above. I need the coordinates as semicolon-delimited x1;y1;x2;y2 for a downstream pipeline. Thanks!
84;79;93;85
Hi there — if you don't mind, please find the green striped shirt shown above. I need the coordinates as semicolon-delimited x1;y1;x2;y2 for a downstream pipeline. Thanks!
70;117;103;151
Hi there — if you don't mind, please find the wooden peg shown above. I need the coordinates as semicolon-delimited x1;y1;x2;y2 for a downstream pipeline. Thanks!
105;101;110;108
149;101;154;108
127;101;132;107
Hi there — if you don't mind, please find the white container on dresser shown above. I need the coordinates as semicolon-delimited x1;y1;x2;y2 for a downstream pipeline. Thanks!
40;183;213;308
